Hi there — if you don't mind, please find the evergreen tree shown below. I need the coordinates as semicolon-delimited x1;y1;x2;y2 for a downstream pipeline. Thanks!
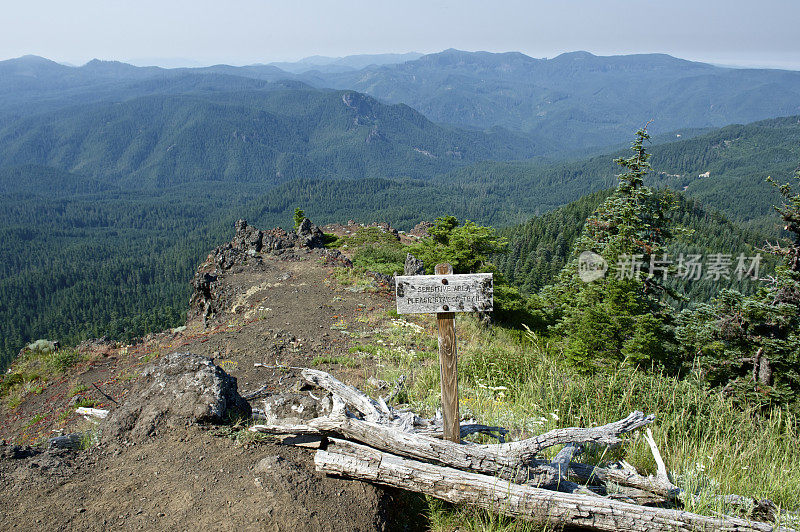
544;128;679;372
293;208;306;230
677;171;800;408
408;216;508;274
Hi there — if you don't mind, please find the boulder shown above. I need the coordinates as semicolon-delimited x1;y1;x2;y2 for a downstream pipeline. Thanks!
232;219;263;253
102;352;251;443
296;218;325;248
404;253;425;275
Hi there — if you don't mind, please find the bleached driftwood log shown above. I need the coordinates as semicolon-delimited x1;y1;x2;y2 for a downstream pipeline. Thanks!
249;367;785;529
252;410;653;482
316;438;785;532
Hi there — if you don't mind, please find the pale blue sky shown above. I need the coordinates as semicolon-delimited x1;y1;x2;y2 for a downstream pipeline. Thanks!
2;0;799;69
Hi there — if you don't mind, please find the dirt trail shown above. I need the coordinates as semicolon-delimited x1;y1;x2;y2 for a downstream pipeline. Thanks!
0;251;416;531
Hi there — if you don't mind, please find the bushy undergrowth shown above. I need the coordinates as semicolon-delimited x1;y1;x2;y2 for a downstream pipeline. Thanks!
338;226;407;276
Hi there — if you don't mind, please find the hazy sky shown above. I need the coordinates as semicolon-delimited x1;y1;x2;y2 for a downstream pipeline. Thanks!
2;0;799;69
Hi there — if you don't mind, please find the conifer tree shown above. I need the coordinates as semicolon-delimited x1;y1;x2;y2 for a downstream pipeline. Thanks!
293;207;306;230
677;171;800;408
544;128;678;372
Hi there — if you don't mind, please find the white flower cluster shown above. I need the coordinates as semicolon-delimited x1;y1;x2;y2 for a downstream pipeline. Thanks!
390;318;425;333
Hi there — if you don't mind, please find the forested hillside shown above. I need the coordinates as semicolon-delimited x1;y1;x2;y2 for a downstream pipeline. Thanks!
495;190;774;300
2;114;796;370
441;115;800;232
0;89;540;189
306;49;800;149
1;51;798;373
0;184;257;370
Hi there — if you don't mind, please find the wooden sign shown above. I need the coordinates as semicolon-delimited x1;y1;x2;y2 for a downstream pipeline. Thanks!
394;273;493;314
395;264;493;443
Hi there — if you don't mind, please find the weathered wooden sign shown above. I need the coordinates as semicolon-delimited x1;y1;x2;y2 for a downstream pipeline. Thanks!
395;265;493;443
394;273;493;314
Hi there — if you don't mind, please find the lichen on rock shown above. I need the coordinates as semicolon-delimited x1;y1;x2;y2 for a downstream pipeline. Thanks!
102;352;251;443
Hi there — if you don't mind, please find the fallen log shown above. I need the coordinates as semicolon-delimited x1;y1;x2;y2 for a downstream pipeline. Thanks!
252;410;653;481
252;367;784;528
316;438;786;532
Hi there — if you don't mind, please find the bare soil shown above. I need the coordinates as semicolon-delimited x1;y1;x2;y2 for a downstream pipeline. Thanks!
0;251;421;531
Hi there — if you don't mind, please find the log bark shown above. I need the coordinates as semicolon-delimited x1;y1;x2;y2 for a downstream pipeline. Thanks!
316;439;783;532
253;410;653;481
300;368;388;422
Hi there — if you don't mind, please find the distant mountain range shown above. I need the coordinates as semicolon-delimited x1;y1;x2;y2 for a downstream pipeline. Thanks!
0;88;542;189
300;49;800;149
2;49;799;155
267;52;424;74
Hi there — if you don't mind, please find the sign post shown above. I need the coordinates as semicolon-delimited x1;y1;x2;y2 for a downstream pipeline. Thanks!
395;263;493;443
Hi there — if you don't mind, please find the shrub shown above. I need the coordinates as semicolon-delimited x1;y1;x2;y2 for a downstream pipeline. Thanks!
352;244;406;276
408;216;507;274
46;349;82;373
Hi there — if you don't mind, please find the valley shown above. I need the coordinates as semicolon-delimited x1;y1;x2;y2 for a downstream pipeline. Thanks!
1;43;799;530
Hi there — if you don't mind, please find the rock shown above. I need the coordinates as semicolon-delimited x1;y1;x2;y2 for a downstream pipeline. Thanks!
213;242;245;270
368;271;395;289
318;249;353;267
295;218;325;249
409;221;433;238
102;352;251;443
188;271;221;321
404;253;425;275
261;227;298;251
232;219;263;253
47;433;83;450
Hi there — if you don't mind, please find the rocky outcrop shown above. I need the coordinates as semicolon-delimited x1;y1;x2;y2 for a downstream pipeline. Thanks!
222;218;325;261
187;218;338;323
102;352;251;443
262;227;298;251
232;219;262;252
295;218;325;248
188;270;224;323
404;253;425;275
408;221;433;238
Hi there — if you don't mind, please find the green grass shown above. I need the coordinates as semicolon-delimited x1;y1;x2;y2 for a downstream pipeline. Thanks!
69;384;88;397
23;413;45;429
312;355;362;368
73;398;97;408
1;343;85;408
351;244;406;276
328;267;379;292
357;303;800;528
46;349;82;372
